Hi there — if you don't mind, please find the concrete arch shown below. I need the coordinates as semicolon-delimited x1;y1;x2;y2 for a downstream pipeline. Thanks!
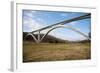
24;33;38;43
40;25;90;42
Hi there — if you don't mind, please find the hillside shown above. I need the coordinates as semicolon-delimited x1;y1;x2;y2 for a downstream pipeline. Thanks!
23;32;90;43
23;32;68;43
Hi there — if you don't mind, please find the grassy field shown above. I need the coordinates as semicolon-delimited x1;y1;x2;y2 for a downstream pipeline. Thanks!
23;42;91;62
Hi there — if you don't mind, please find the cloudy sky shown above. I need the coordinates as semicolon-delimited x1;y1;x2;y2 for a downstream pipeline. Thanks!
22;10;91;41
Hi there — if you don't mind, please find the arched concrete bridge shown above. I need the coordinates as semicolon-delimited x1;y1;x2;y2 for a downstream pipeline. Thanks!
25;13;91;43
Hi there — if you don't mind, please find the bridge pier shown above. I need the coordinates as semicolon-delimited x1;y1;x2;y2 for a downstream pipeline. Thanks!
37;31;41;43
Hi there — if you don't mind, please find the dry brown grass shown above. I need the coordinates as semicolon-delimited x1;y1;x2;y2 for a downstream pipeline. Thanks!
23;42;91;62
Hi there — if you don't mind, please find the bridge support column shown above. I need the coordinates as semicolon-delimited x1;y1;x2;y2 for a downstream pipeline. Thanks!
37;31;41;43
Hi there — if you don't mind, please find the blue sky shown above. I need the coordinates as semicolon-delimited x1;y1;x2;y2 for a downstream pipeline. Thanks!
23;10;91;41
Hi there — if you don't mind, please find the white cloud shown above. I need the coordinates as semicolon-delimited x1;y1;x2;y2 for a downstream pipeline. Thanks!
23;10;47;32
24;10;37;19
67;21;78;26
23;18;44;32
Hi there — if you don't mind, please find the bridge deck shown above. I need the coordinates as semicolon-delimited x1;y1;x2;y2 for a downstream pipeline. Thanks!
31;13;91;33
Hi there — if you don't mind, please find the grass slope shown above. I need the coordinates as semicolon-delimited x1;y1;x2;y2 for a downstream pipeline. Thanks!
23;42;91;62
